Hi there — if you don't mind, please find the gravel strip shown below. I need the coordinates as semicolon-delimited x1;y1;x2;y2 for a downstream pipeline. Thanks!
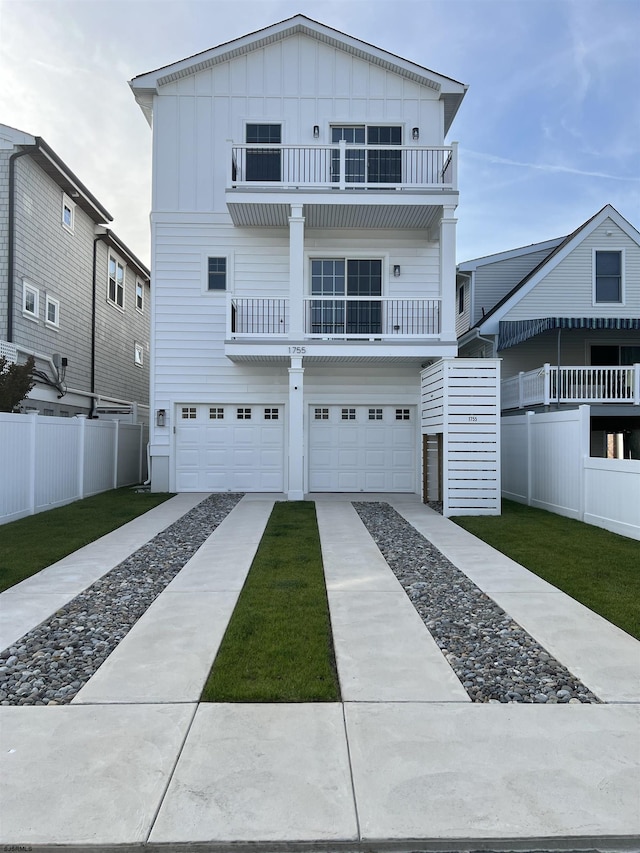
353;502;600;704
0;493;243;706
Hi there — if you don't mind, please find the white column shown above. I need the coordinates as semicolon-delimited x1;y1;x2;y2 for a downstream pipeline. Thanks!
288;356;305;501
439;204;457;343
289;203;305;339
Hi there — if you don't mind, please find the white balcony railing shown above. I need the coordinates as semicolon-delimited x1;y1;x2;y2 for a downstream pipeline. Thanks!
229;297;441;339
501;364;640;409
229;141;457;191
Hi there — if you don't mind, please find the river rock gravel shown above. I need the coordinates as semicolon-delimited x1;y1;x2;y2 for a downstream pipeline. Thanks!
0;493;243;706
353;501;600;704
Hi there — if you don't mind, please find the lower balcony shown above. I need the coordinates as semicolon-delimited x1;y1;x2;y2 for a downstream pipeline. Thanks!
502;364;640;410
225;296;454;363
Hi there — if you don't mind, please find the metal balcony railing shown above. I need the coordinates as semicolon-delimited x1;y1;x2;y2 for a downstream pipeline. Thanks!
501;364;640;409
228;297;442;339
229;141;457;190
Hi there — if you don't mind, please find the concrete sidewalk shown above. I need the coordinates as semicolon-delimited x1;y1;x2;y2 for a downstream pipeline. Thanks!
1;493;638;850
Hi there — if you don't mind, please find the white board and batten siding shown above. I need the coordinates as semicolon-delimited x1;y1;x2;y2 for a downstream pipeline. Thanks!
421;358;501;515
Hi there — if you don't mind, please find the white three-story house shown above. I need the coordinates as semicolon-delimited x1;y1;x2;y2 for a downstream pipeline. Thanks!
130;15;479;501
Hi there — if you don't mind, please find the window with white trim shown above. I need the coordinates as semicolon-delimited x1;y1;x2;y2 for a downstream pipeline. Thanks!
264;408;279;420
396;408;410;420
62;194;75;232
45;295;60;328
136;280;144;312
181;407;197;419
314;407;329;420
207;257;227;291
368;408;383;420
209;407;224;419
134;343;144;367
341;408;356;420
594;250;623;303
310;258;382;335
23;281;39;319
108;254;125;309
237;407;252;420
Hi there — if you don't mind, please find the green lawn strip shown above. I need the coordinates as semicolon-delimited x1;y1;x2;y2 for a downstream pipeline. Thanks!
453;499;640;640
0;488;173;593
202;501;340;702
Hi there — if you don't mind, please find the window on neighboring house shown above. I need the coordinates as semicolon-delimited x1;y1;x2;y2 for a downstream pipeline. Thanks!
108;254;125;308
207;257;227;290
591;345;640;366
458;283;465;315
310;258;382;335
62;194;75;232
245;124;281;182
136;280;144;312
134;343;144;367
45;295;60;328
23;281;39;319
594;250;623;303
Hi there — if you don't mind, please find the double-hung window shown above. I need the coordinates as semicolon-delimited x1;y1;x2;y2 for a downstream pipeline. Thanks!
108;254;125;309
45;295;60;328
594;250;623;303
310;259;382;335
23;281;39;320
245;124;281;182
136;280;144;312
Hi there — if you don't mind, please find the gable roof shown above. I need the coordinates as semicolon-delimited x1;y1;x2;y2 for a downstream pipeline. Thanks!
470;205;640;336
130;14;468;132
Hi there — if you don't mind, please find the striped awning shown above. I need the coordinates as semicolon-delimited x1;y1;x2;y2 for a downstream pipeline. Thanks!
498;317;640;351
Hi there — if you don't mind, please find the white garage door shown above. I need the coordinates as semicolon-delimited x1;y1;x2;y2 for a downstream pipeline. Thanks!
308;405;416;492
175;404;284;492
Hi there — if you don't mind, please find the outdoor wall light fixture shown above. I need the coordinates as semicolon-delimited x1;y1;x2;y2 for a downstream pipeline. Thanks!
393;265;401;277
156;409;166;427
313;125;320;138
412;127;419;140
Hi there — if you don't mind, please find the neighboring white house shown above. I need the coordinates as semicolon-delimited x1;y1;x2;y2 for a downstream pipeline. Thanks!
129;14;499;509
458;205;640;460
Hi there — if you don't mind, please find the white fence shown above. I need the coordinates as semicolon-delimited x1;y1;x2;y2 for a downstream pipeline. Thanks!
0;413;148;525
502;406;640;540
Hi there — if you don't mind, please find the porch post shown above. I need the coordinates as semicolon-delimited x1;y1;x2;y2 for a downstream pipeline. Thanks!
439;204;457;342
287;356;305;501
289;203;305;339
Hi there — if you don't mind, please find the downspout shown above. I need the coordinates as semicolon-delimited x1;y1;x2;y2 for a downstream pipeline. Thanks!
90;230;108;418
7;148;31;342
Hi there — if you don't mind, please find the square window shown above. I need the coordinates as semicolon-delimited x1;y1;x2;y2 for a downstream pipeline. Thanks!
237;407;252;420
341;408;356;420
45;295;60;327
207;257;227;291
23;282;39;318
395;408;410;421
595;250;622;303
136;281;144;312
314;407;329;420
134;343;144;367
108;255;125;308
181;407;197;419
62;194;75;232
264;407;279;420
209;407;224;419
368;408;383;420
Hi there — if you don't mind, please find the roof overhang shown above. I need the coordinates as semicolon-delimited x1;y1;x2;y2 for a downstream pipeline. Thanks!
498;317;640;351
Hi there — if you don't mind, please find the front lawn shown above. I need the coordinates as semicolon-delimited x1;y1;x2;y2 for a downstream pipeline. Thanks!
453;500;640;639
0;488;173;593
202;501;340;702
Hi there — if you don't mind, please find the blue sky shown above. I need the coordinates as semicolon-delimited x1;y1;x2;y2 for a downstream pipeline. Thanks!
1;0;638;265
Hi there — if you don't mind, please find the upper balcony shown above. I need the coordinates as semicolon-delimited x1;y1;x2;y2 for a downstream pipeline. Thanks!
225;141;458;229
502;364;640;410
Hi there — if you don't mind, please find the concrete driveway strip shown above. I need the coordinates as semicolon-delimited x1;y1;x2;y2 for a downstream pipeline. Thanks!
392;501;640;703
0;702;196;845
0;492;208;651
346;702;640;843
316;501;469;702
149;703;358;843
73;499;274;704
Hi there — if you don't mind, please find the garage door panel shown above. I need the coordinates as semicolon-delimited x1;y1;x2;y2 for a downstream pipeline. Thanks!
175;405;284;492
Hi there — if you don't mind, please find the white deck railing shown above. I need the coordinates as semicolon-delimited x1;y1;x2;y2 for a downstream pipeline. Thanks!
501;364;640;409
229;141;457;190
229;297;441;339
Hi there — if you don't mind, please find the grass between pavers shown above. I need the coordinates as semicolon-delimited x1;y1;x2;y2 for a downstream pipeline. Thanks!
453;499;640;640
0;488;173;593
201;501;340;703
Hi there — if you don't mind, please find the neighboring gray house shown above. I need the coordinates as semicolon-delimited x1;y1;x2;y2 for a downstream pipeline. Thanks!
457;205;640;458
0;123;150;420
